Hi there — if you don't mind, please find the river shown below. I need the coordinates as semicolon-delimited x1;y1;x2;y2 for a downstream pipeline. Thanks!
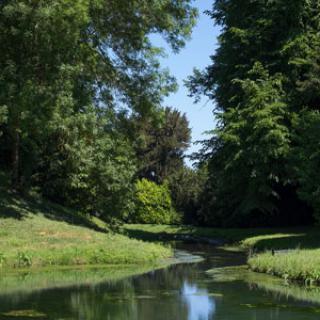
0;242;320;319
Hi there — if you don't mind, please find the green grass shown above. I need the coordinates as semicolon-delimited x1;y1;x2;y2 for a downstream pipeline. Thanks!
2;164;319;282
124;224;320;249
0;215;171;268
239;228;320;284
248;250;320;284
124;223;273;242
0;188;172;270
125;224;320;284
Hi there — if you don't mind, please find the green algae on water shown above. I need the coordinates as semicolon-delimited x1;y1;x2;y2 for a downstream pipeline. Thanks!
1;309;47;318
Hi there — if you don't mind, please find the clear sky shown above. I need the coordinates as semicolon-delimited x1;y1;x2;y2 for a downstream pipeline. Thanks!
154;0;220;165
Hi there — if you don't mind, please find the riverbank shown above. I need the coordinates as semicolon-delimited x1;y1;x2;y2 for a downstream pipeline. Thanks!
236;229;320;284
125;224;320;284
0;195;172;270
248;250;320;284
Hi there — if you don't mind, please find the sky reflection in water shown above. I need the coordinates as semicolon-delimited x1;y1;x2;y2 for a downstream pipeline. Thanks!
182;281;215;320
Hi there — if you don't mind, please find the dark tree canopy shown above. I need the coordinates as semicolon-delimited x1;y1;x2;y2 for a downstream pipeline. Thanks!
188;0;319;226
134;107;191;183
0;0;197;221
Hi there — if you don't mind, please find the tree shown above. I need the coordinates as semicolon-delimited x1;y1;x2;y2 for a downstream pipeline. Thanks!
134;107;191;183
0;0;197;221
203;65;291;226
167;165;207;224
292;110;320;222
0;0;197;190
0;0;91;188
188;0;319;226
35;110;136;220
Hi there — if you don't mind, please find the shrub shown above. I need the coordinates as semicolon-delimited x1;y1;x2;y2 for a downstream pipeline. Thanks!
131;179;180;224
0;252;5;267
16;252;32;267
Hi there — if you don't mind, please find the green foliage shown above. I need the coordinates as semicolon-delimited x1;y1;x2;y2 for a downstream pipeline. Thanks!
0;192;172;269
188;0;319;226
0;105;7;138
36;110;136;220
133;107;191;183
199;65;290;226
0;0;197;221
0;253;6;268
292;110;320;222
0;106;7;124
131;179;180;225
167;165;207;223
16;251;32;268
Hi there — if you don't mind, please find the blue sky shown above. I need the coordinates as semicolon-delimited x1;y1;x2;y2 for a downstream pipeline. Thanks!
154;0;220;164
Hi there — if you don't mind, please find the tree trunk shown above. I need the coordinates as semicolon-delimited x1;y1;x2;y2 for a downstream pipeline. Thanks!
11;127;20;191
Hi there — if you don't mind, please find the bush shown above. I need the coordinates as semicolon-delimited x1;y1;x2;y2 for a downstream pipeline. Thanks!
131;179;180;224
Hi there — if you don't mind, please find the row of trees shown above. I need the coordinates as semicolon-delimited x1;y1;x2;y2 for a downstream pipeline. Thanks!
4;0;318;229
0;0;201;224
189;0;320;226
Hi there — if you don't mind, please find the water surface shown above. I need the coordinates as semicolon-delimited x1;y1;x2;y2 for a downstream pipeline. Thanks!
0;242;320;319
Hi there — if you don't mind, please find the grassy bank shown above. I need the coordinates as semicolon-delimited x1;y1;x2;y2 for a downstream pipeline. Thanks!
124;223;283;242
248;250;320;284
0;195;172;270
239;229;320;284
124;224;319;248
125;224;320;284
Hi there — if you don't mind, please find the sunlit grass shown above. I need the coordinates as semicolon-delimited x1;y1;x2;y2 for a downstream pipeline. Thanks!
0;194;172;269
0;215;171;269
249;249;320;284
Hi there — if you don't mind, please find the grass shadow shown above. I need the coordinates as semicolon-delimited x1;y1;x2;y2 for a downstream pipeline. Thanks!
124;224;320;251
247;231;320;251
124;225;199;242
0;196;26;220
0;171;107;232
32;198;108;233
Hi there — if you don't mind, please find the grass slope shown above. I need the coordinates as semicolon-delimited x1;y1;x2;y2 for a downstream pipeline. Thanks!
125;224;320;284
0;189;171;270
240;229;320;284
124;224;276;242
124;224;320;247
248;250;320;284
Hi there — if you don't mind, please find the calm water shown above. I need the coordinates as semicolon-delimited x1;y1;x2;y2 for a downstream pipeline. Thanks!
0;242;320;319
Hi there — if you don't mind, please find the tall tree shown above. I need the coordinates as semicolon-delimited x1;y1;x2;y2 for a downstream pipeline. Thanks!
0;0;197;190
134;107;191;183
0;0;197;220
188;0;318;226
